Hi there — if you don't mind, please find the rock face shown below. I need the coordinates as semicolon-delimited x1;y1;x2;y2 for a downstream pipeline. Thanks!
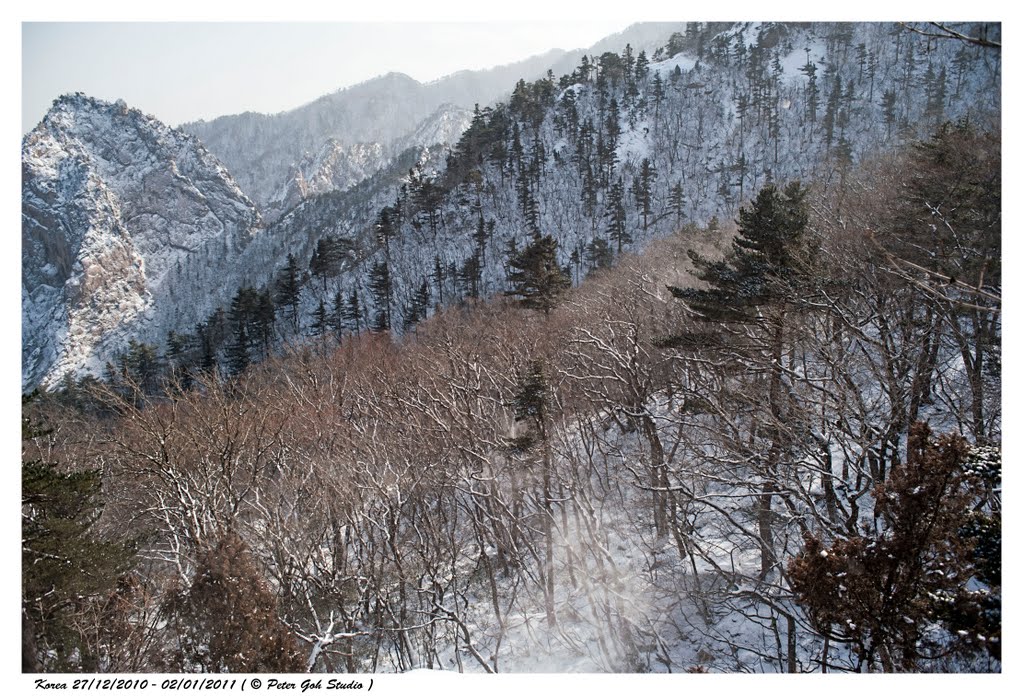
18;23;731;391
264;105;473;218
22;94;263;389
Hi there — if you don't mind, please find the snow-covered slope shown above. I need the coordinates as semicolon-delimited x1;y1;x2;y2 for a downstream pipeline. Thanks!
181;56;556;215
264;105;473;220
22;22;1000;391
22;94;264;389
260;21;1000;354
180;26;690;218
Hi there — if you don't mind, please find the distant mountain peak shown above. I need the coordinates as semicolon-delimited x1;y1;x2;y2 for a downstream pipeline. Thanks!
22;94;264;389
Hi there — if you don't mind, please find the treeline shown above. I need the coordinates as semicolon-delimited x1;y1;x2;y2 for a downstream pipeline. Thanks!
23;121;1000;673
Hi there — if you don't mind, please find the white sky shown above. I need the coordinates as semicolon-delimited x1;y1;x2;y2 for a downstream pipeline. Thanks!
22;20;632;132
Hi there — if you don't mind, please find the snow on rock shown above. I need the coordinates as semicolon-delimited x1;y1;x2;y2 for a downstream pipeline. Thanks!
22;93;264;389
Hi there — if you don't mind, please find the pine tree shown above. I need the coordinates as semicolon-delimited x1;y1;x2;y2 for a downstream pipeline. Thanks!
472;216;491;266
432;255;446;305
602;99;622;185
253;290;276;356
509;360;558;629
669;181;686;225
881;89;898;137
117;339;161;394
195;321;217;375
667;182;812;579
165;330;193;387
584;237;614;271
604;177;630;253
22;396;134;671
505;232;571;314
926;66;948;127
330;290;345;337
458;251;483;300
375;207;397;258
274;253;303;331
823;71;842;150
225;322;250;376
668;181;811;323
342;288;364;334
310;299;330;338
801;58;819;123
369;260;392;332
651;73;666;122
636;158;657;230
403;280;431;331
309;235;348;291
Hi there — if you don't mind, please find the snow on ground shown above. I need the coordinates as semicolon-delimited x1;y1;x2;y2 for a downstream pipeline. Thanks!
779;40;827;81
654;53;697;75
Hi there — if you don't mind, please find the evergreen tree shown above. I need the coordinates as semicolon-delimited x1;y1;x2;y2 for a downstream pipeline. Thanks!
375;207;398;258
225;322;250;376
432;255;447;306
309;235;349;291
669;181;686;225
605;177;630;253
636;158;657;230
369;260;393;332
668;181;811;323
509;360;558;628
881;89;898;137
505;232;571;314
342;288;364;334
274;253;303;331
330;290;345;337
403;280;431;331
634;49;649;82
310;299;330;338
22;396;134;671
823;71;842;149
117;339;161;394
801;58;819;123
472;215;492;266
253;290;276;355
411;167;445;237
195;321;218;375
926;66;948;127
602;99;622;184
458;251;483;300
667;182;812;579
165;331;193;387
651;73;666;122
228;286;259;328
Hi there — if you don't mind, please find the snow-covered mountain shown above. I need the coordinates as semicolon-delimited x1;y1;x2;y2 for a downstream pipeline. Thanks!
264;105;473;219
243;20;1000;358
22;94;264;389
180;55;559;215
180;24;689;218
20;89;455;389
22;22;1000;392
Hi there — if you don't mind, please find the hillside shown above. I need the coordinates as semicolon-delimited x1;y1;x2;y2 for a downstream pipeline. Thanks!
21;21;1001;675
148;21;1000;386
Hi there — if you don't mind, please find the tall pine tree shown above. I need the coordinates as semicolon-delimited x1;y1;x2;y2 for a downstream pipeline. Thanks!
505;232;571;314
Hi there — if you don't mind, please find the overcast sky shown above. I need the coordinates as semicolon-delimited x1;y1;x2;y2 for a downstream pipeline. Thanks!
22;21;632;132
